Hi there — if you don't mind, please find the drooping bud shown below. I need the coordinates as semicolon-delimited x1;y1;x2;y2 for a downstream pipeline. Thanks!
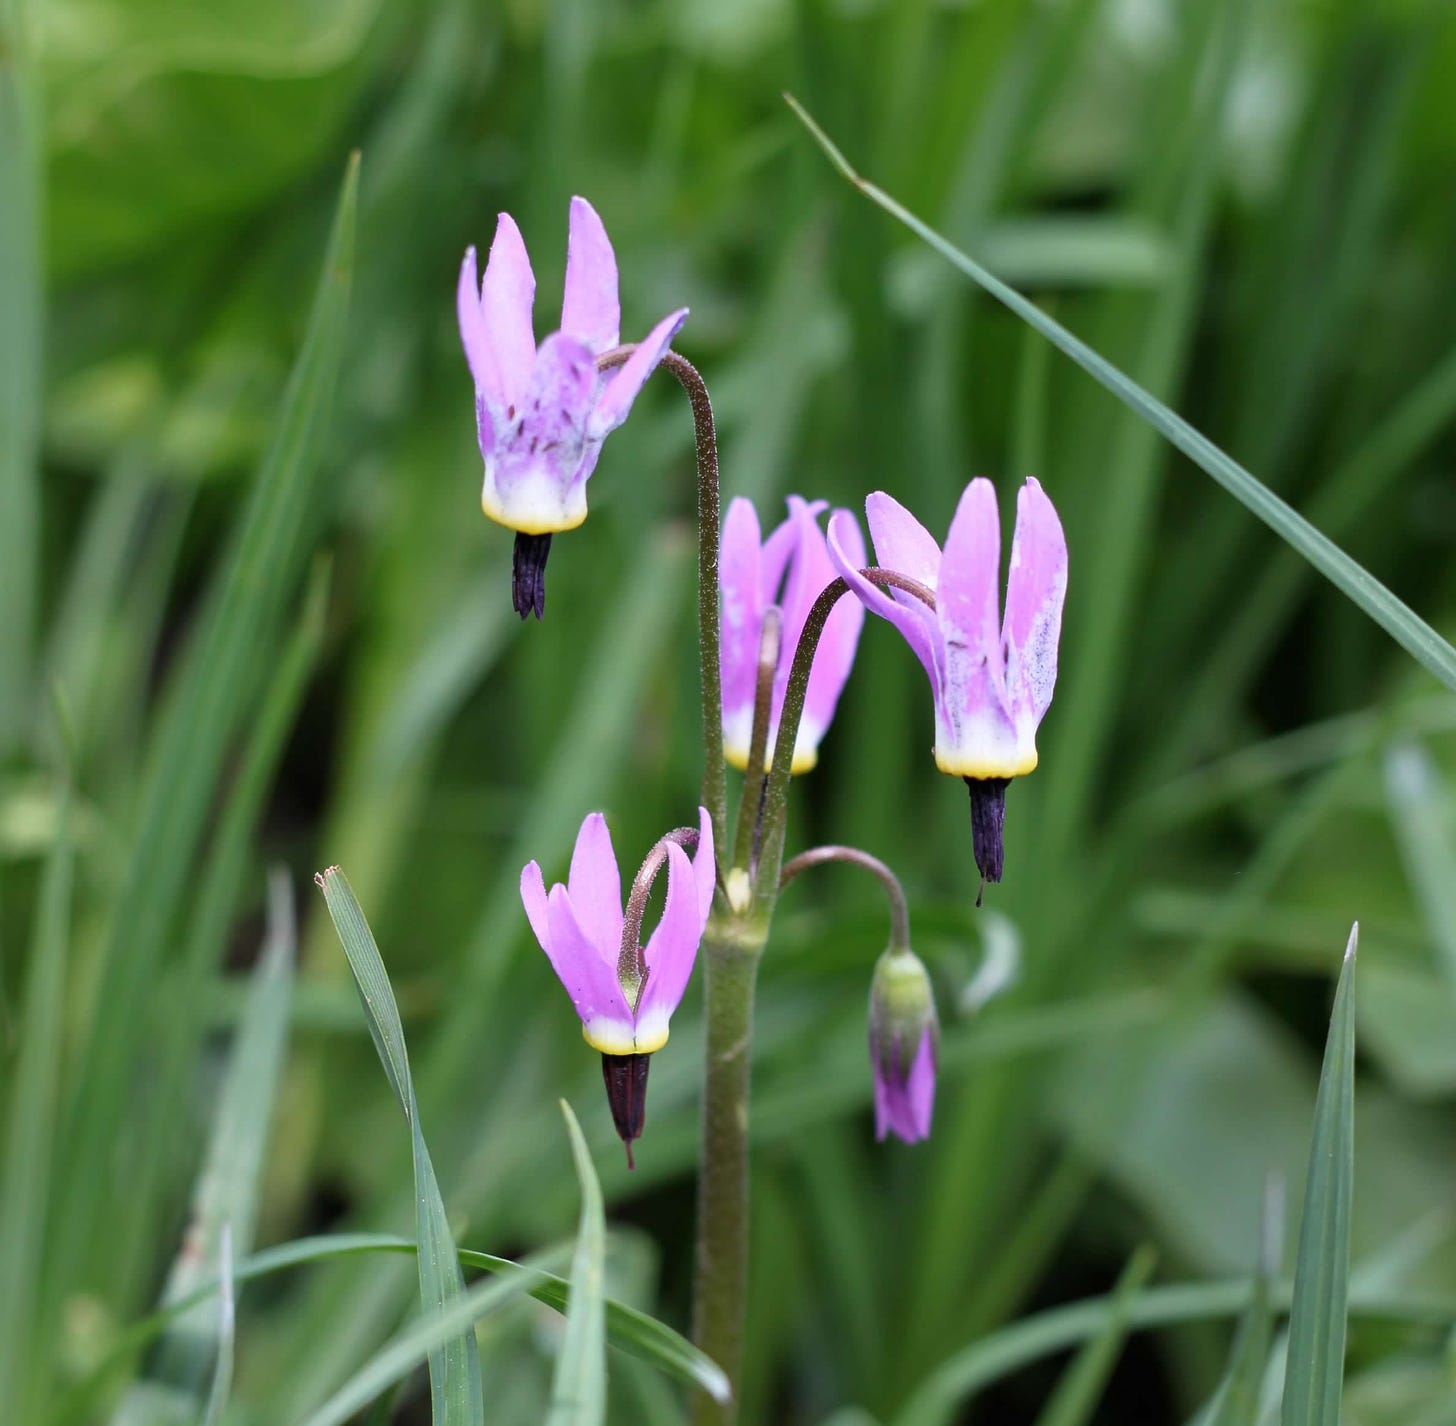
867;947;938;1144
600;1052;651;1168
512;532;553;620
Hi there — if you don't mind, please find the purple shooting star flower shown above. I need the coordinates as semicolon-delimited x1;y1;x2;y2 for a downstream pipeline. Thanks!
828;478;1067;891
867;946;938;1144
520;807;715;1164
719;496;866;774
458;196;688;619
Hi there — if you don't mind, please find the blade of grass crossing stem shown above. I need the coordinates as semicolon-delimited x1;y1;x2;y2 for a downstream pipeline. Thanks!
201;1225;236;1426
1382;742;1456;988
0;0;41;748
294;1250;571;1426
1280;926;1358;1426
893;1276;1447;1426
69;1233;730;1420
316;868;485;1426
1032;1246;1157;1426
784;96;1456;695
547;1103;608;1426
54;156;358;1303
0;774;73;1418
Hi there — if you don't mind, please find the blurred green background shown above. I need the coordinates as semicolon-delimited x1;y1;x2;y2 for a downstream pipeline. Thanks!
5;0;1456;1421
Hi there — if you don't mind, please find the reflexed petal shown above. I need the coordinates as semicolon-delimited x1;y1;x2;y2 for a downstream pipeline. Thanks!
829;508;941;693
637;842;705;1021
865;491;942;592
587;307;689;440
457;247;501;406
492;332;596;494
544;884;634;1030
1002;477;1067;725
561;196;620;352
789;502;864;769
719;497;764;732
566;813;624;957
520;860;551;952
475;395;495;458
691;806;717;919
481;212;537;412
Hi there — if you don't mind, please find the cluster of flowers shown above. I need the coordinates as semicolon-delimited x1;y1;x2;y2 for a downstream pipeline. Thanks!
459;199;1067;1155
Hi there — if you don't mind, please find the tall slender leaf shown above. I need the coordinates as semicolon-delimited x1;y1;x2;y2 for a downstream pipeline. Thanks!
1033;1246;1157;1426
547;1102;608;1426
200;1226;236;1426
0;771;73;1418
1280;926;1358;1426
316;867;485;1426
785;96;1456;694
0;0;41;746
109;870;297;1425
54;154;360;1300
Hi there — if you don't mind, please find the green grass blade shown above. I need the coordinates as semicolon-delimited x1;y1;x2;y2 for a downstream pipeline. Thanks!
53;153;359;1300
785;95;1456;695
1033;1246;1158;1426
108;871;296;1425
293;1250;571;1426
0;771;73;1416
1383;742;1456;988
200;1225;236;1426
73;1231;730;1417
315;867;485;1426
1200;1182;1281;1426
1280;926;1358;1426
0;0;41;747
547;1102;608;1426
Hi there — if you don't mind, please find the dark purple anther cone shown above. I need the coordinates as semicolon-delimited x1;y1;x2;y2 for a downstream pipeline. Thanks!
965;777;1010;891
600;1052;651;1169
512;532;552;620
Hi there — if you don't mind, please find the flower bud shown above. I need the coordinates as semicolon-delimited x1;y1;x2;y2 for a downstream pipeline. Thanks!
868;947;938;1144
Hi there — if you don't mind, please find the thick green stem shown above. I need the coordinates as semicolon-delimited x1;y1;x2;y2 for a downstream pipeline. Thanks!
691;923;764;1424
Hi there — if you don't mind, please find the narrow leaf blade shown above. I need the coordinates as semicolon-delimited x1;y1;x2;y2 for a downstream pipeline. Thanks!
547;1102;608;1426
1280;927;1358;1426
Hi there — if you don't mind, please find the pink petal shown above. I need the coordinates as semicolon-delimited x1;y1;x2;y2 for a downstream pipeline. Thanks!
566;813;624;956
691;805;716;919
829;508;941;695
1002;477;1067;725
937;479;1007;706
481;212;537;413
457;247;499;405
787;502;864;761
903;1030;937;1141
561;196;620;352
865;491;942;591
520;860;551;952
587;307;688;441
719;497;765;728
637;842;705;1022
544;884;634;1029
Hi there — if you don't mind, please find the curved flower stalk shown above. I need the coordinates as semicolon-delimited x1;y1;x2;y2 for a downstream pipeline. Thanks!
720;496;865;775
521;808;716;1163
458;196;688;618
828;478;1067;886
